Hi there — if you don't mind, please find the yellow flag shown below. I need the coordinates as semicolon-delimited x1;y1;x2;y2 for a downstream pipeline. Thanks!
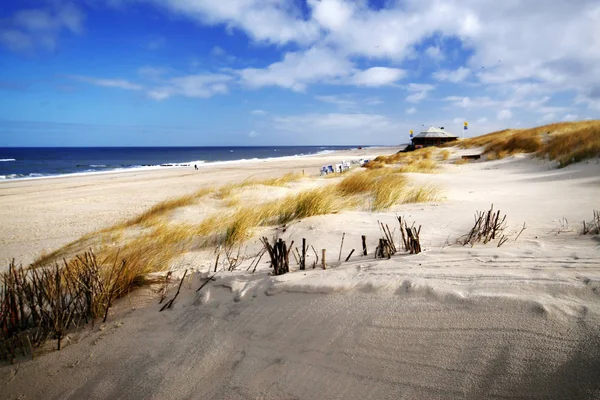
464;121;468;127
410;129;413;134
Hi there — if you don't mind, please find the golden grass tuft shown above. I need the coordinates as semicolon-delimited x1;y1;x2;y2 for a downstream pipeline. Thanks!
542;126;600;167
441;149;451;160
277;187;343;224
258;172;304;186
119;194;198;228
460;120;600;167
336;171;376;195
403;185;442;203
371;174;408;210
371;148;439;173
396;158;438;173
216;172;303;199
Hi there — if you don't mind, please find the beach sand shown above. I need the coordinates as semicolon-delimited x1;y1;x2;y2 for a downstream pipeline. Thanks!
0;147;393;267
1;148;600;399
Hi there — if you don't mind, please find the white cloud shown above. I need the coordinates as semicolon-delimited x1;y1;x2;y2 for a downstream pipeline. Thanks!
148;0;320;45
562;113;578;121
238;47;352;91
453;117;464;124
497;109;512;120
433;67;471;83
406;83;435;103
350;67;405;87
251;109;267;115
0;4;85;52
425;46;444;60
70;75;143;90
406;107;417;115
238;47;403;91
248;130;259;138
148;73;232;99
476;117;488;123
137;0;600;113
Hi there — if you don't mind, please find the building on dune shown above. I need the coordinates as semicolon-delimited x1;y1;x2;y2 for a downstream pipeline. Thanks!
411;126;459;148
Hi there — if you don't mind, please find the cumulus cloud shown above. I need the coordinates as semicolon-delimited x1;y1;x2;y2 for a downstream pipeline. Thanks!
433;67;471;83
251;109;267;115
238;47;404;91
350;67;405;86
134;0;600;114
146;0;320;45
406;107;417;115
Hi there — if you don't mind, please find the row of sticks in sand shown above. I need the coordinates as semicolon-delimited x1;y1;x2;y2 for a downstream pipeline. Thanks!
259;216;423;276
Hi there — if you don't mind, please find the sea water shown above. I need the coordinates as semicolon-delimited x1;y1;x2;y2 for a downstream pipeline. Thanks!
0;146;358;180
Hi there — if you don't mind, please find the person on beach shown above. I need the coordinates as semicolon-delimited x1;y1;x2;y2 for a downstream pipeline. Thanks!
194;164;198;170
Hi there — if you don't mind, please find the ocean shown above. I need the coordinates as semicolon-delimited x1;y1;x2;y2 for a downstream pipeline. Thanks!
0;146;358;180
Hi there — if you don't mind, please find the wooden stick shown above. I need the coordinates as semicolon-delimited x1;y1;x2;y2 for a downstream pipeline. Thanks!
322;249;326;270
160;269;188;311
515;222;526;241
213;252;220;273
338;233;345;261
311;245;319;268
361;235;367;256
345;249;355;262
301;238;306;271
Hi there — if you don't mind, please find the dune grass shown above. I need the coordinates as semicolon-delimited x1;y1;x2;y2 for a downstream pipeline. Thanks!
396;158;438;173
441;149;451;160
371;174;409;210
32;165;442;273
216;172;303;199
460;120;600;166
371;147;439;173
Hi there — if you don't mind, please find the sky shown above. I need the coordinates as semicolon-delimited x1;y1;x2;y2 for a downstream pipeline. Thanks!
0;0;599;146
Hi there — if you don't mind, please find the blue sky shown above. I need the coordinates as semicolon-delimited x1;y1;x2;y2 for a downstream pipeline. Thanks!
0;0;598;146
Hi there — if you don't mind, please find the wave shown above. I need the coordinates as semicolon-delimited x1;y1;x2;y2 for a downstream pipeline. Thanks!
0;158;16;162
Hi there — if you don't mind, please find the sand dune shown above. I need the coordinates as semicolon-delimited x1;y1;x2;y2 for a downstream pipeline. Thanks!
1;149;600;399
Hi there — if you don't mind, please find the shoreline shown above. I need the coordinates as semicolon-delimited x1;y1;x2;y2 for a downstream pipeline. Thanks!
0;146;395;183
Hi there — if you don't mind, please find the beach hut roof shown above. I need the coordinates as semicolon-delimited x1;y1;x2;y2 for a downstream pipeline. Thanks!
414;126;458;139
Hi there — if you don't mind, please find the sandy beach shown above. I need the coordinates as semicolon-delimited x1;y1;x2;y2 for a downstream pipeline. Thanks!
0;147;395;267
1;146;599;399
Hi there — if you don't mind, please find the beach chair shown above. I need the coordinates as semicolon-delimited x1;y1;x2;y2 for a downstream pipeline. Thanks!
327;165;334;174
320;166;328;175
